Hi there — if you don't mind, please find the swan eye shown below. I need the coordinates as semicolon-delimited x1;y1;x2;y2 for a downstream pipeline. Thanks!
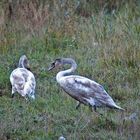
51;62;56;67
52;62;55;65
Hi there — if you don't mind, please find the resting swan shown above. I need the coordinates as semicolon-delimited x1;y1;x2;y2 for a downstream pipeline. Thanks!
10;55;36;100
48;58;124;112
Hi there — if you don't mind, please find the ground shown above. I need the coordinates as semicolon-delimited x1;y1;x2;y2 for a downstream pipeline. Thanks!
0;1;140;139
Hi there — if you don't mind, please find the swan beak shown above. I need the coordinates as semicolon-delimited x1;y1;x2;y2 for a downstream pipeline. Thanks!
48;63;55;71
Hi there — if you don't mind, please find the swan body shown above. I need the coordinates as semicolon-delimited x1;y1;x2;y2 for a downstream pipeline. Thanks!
48;58;124;112
10;55;36;100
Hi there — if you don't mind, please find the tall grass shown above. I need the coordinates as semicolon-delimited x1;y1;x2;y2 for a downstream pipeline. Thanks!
0;1;140;139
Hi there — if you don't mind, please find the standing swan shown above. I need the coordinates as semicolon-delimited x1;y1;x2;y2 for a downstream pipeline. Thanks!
48;58;124;112
10;55;36;100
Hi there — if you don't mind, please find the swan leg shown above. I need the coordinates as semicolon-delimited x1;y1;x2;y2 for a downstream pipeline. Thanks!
75;101;81;109
11;94;14;98
11;86;16;98
93;105;97;112
24;96;28;101
21;93;28;101
91;105;103;116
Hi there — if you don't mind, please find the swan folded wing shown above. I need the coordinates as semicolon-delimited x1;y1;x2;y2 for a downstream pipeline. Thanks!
60;76;115;106
89;80;117;107
24;77;36;93
10;68;35;96
11;68;28;82
10;74;25;89
60;76;92;96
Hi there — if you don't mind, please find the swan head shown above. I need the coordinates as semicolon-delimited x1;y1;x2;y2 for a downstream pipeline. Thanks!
48;58;62;71
18;55;30;70
48;58;77;71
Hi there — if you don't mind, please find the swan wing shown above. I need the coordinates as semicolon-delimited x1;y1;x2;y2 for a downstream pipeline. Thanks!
10;68;28;91
24;74;36;99
10;68;36;98
60;75;116;107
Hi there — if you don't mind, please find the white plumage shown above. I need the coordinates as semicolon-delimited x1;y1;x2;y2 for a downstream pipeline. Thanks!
48;58;124;113
10;55;36;100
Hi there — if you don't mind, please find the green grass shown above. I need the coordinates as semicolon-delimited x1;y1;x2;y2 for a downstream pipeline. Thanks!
0;1;140;140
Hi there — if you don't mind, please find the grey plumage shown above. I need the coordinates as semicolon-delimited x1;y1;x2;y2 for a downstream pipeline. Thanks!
10;55;36;100
48;58;124;112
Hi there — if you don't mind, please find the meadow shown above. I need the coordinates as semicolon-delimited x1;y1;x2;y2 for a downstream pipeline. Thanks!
0;1;140;139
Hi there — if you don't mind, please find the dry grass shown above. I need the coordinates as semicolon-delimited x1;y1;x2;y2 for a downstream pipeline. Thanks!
0;1;140;139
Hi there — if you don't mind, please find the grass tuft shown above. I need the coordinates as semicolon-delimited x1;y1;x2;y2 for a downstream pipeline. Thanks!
0;1;140;139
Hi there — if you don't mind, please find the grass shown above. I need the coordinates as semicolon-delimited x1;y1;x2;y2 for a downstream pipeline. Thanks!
0;1;140;140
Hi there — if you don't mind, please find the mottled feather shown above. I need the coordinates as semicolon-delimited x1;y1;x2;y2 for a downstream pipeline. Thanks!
48;58;124;111
10;55;36;99
59;75;117;108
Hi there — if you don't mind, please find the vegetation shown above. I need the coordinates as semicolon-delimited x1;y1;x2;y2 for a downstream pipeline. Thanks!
0;0;140;139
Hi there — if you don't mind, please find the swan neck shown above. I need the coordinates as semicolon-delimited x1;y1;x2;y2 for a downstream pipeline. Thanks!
56;58;77;82
18;56;27;68
18;60;25;68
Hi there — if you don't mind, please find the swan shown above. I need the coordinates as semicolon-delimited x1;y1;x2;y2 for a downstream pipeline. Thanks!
10;55;36;100
48;58;124;113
